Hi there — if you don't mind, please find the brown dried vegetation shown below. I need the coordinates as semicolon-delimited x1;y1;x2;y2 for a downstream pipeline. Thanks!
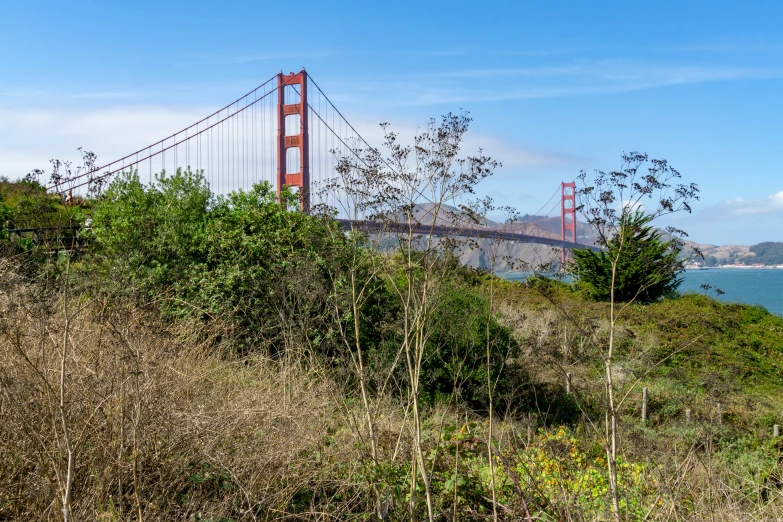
0;257;368;520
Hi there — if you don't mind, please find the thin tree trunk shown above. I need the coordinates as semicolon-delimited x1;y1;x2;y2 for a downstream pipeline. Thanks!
351;269;379;466
486;274;498;522
606;241;622;522
59;258;74;522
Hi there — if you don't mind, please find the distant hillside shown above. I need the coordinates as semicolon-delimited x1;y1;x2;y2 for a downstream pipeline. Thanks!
685;241;751;265
685;241;783;266
750;242;783;264
408;204;559;241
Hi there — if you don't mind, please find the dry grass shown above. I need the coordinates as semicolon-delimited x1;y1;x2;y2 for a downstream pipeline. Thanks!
0;258;371;520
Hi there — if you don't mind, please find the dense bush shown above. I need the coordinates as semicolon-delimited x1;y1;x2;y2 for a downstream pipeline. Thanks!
0;177;88;230
422;284;521;411
90;170;342;349
569;211;684;303
90;169;211;292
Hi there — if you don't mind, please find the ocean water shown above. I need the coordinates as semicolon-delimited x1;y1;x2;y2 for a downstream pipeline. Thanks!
500;269;783;317
678;269;783;316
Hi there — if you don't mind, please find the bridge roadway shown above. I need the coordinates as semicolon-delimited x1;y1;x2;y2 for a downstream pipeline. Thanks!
336;220;599;251
3;222;600;252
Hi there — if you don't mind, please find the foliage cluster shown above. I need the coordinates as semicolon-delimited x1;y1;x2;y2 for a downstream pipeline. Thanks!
90;170;344;353
514;426;655;518
495;278;783;424
569;211;684;303
84;168;521;412
0;177;88;230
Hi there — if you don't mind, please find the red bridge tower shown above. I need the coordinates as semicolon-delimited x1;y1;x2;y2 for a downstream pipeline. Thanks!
276;69;310;211
561;181;576;266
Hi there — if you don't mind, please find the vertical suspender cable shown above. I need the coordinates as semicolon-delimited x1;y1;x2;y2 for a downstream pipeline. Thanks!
230;105;233;192
248;96;250;187
254;90;257;184
243;97;246;189
220;111;223;191
234;101;238;191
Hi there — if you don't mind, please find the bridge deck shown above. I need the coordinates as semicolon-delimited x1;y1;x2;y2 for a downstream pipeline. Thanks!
3;222;599;252
336;219;598;251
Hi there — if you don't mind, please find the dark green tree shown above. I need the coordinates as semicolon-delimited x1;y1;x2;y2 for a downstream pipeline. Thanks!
569;210;684;303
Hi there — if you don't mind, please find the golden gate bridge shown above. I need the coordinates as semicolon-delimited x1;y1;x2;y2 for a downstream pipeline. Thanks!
44;68;588;262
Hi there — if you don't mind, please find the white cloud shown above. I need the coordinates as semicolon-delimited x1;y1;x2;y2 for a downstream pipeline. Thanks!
689;191;783;223
622;199;646;213
0;106;211;180
724;191;783;215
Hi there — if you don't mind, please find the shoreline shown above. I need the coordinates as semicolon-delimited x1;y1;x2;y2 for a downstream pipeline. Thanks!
685;265;783;270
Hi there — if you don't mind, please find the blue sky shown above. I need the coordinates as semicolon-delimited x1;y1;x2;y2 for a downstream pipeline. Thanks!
1;0;782;245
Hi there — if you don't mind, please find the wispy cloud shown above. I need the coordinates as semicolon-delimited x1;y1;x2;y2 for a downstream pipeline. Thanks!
342;116;578;169
723;191;783;216
505;47;587;57
226;49;338;65
6;58;780;110
0;76;280;107
228;53;304;64
664;191;783;245
0;106;211;179
331;60;783;106
686;190;783;225
420;48;473;57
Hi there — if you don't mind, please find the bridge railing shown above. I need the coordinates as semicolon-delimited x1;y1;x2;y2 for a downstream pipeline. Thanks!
3;226;85;251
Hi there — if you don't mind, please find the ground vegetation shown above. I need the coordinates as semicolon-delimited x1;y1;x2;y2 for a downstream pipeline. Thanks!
0;137;782;521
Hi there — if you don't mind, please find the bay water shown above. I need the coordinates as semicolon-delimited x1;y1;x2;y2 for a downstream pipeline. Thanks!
678;269;783;316
501;269;783;316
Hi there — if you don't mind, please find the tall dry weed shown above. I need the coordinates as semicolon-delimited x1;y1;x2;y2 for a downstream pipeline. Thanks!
0;258;368;520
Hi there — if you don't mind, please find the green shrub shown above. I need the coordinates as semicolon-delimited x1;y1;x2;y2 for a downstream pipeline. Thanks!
90;169;346;351
90;168;211;294
570;211;683;303
421;284;521;412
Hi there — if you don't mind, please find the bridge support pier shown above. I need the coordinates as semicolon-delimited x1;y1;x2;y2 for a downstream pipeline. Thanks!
276;69;310;212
